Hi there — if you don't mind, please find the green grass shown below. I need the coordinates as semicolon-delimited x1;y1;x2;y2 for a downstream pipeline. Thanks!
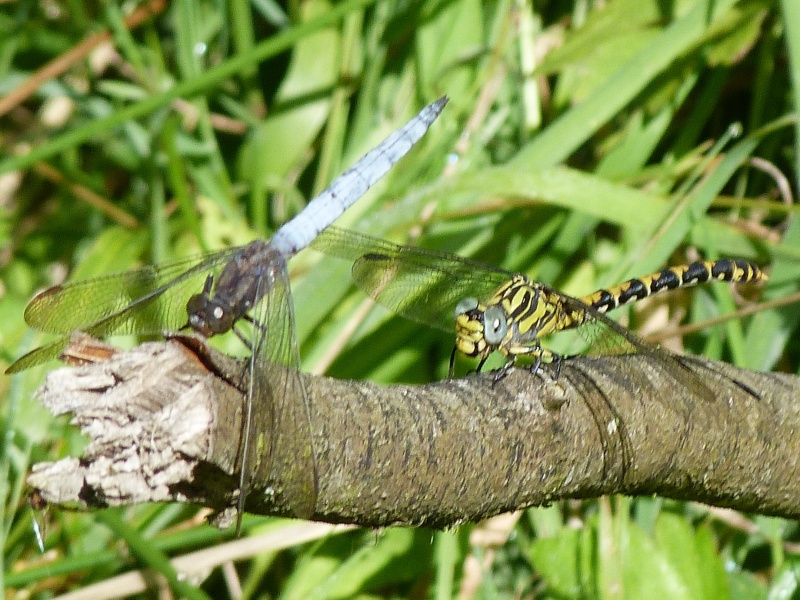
2;0;798;598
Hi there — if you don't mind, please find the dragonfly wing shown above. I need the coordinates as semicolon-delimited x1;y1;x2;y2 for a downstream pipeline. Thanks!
8;337;79;373
314;226;514;331
24;250;241;333
558;292;716;404
8;249;242;373
241;256;317;523
560;361;634;487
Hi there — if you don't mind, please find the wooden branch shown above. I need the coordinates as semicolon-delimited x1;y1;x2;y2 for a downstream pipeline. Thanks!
27;333;800;529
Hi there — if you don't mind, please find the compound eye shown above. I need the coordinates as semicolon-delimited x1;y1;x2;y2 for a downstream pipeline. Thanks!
211;305;225;324
455;297;479;317
482;306;507;345
208;303;234;333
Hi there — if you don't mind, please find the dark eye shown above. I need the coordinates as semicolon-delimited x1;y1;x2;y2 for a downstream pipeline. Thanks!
482;306;507;345
208;304;234;333
188;299;234;336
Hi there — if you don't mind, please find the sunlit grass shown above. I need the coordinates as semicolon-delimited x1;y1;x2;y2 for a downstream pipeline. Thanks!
2;0;798;598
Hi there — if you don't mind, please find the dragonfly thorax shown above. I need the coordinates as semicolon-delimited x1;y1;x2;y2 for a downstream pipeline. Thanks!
185;240;281;338
453;275;562;364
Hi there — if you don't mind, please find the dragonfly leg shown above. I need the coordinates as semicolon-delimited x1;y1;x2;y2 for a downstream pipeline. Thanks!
491;356;517;385
530;352;543;377
233;327;252;350
526;348;563;378
552;352;563;379
448;346;458;379
236;314;269;351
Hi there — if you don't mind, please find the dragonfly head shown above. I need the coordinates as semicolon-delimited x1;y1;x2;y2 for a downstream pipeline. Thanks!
453;297;508;360
186;290;237;336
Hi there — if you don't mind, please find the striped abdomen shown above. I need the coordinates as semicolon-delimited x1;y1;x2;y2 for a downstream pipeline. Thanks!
582;259;767;314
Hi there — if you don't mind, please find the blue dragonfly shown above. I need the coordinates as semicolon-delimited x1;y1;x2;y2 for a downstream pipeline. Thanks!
9;96;448;531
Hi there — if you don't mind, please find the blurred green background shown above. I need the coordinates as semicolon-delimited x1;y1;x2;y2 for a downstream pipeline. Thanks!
2;0;799;598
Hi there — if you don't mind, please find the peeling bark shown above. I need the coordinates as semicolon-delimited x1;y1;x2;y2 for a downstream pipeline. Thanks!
27;333;800;529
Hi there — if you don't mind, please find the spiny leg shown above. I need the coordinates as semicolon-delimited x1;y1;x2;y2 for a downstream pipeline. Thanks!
237;314;268;351
491;355;517;385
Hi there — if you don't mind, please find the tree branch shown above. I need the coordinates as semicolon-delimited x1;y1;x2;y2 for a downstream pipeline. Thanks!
28;333;800;529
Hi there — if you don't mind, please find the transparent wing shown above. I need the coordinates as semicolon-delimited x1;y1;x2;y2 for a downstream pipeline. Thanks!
8;248;243;373
313;226;514;332
561;362;634;487
240;256;317;523
25;250;243;333
555;289;716;404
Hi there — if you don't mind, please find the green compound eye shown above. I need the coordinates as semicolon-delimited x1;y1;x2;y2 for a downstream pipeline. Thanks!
455;297;479;317
483;306;507;345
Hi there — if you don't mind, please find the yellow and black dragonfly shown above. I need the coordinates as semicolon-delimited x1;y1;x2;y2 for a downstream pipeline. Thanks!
313;226;766;380
313;226;766;481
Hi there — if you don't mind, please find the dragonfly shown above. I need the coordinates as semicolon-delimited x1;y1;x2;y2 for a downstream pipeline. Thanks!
9;96;448;531
313;226;767;481
313;226;766;382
